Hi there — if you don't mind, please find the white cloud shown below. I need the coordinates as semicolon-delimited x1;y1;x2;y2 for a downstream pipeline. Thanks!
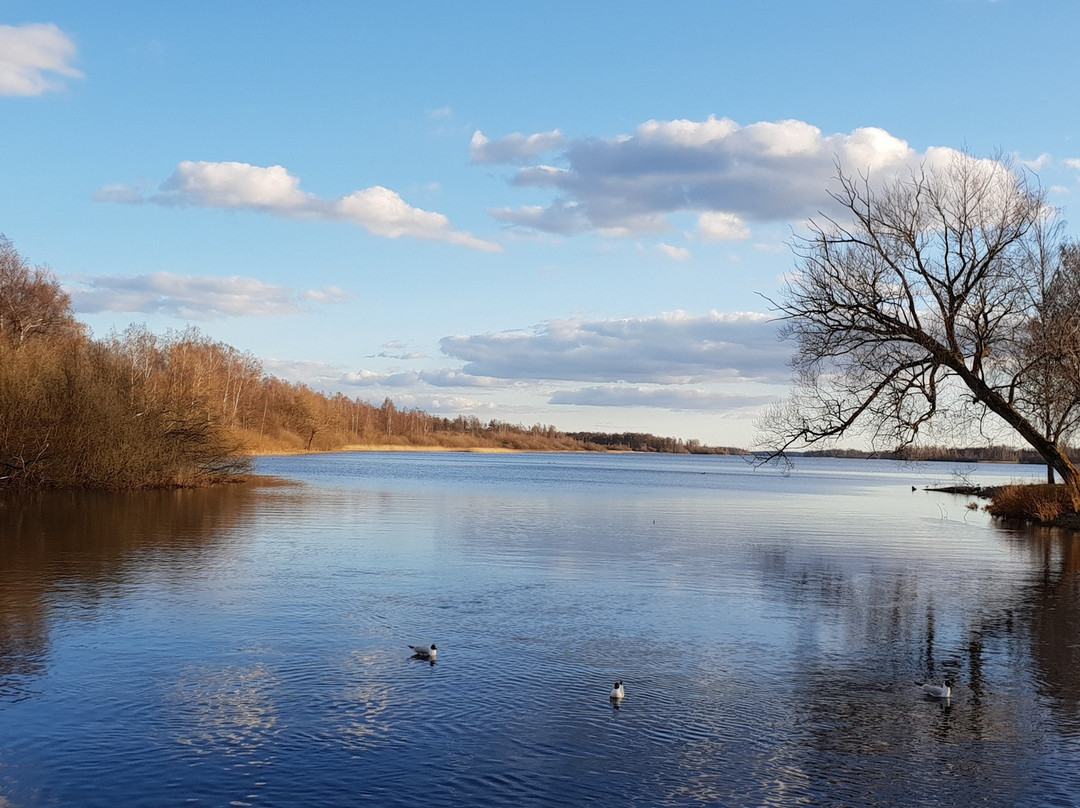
439;310;789;385
340;368;511;389
1066;158;1080;172
489;201;591;235
303;286;350;305
368;350;427;361
157;161;312;210
263;358;344;386
657;243;691;261
69;272;353;319
340;368;395;386
1020;152;1052;171
0;23;81;96
419;369;508;388
336;185;487;247
482;116;922;237
100;161;501;252
550;386;775;412
470;129;565;164
93;183;149;204
697;211;750;242
412;395;497;414
366;339;427;361
253;310;790;438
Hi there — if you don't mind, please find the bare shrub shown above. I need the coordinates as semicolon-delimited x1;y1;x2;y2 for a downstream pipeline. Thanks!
987;483;1072;522
0;235;82;346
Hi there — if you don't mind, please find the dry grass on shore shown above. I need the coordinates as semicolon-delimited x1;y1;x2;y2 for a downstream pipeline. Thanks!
986;483;1075;524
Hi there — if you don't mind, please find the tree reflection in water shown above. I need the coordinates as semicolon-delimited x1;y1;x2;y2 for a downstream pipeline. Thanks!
1014;526;1080;729
742;521;1080;807
0;483;263;701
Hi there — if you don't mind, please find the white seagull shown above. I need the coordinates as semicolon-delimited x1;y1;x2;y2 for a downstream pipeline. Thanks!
409;644;437;661
921;679;952;699
609;681;625;700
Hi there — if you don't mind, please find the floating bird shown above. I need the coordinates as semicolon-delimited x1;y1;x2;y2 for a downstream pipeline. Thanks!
409;644;437;661
610;681;625;700
920;679;952;699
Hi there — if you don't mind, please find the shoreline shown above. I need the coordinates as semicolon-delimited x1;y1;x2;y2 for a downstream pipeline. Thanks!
248;444;544;457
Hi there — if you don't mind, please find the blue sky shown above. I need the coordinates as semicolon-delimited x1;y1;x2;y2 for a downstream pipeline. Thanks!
3;2;1079;446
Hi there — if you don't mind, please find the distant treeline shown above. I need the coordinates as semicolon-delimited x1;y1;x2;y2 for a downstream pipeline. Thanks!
567;432;746;455
0;237;729;491
799;445;1079;464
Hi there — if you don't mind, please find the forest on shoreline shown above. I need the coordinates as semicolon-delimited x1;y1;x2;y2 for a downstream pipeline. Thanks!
0;238;742;491
2;237;1062;492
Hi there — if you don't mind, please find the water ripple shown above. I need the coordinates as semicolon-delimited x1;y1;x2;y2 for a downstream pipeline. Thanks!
1;455;1078;806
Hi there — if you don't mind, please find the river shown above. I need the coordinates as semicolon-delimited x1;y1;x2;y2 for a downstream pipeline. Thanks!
1;453;1077;807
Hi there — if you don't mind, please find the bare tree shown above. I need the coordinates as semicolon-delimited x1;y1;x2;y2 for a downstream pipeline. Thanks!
0;236;81;346
1010;241;1080;481
760;154;1080;509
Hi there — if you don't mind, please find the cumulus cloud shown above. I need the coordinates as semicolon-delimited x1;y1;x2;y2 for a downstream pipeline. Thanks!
470;129;565;164
155;161;312;210
419;369;509;388
99;161;501;251
412;395;497;414
369;350;427;361
263;358;345;387
364;339;427;361
1020;152;1052;171
697;211;751;242
657;243;691;261
550;386;775;412
93;183;149;204
257;309;791;431
0;23;81;96
440;310;789;385
340;368;509;389
69;272;353;319
342;370;425;388
481;116;924;237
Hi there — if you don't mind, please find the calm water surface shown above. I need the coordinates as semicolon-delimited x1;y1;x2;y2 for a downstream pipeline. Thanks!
1;453;1078;807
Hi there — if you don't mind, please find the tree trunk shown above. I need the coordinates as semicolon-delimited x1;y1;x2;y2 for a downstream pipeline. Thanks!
956;365;1080;511
1061;466;1080;513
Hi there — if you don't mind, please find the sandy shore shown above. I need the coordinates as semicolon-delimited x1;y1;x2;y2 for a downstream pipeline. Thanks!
250;444;525;457
341;444;518;454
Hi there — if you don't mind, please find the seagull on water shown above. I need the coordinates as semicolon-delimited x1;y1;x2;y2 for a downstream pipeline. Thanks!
409;644;437;661
610;681;625;700
920;679;952;699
